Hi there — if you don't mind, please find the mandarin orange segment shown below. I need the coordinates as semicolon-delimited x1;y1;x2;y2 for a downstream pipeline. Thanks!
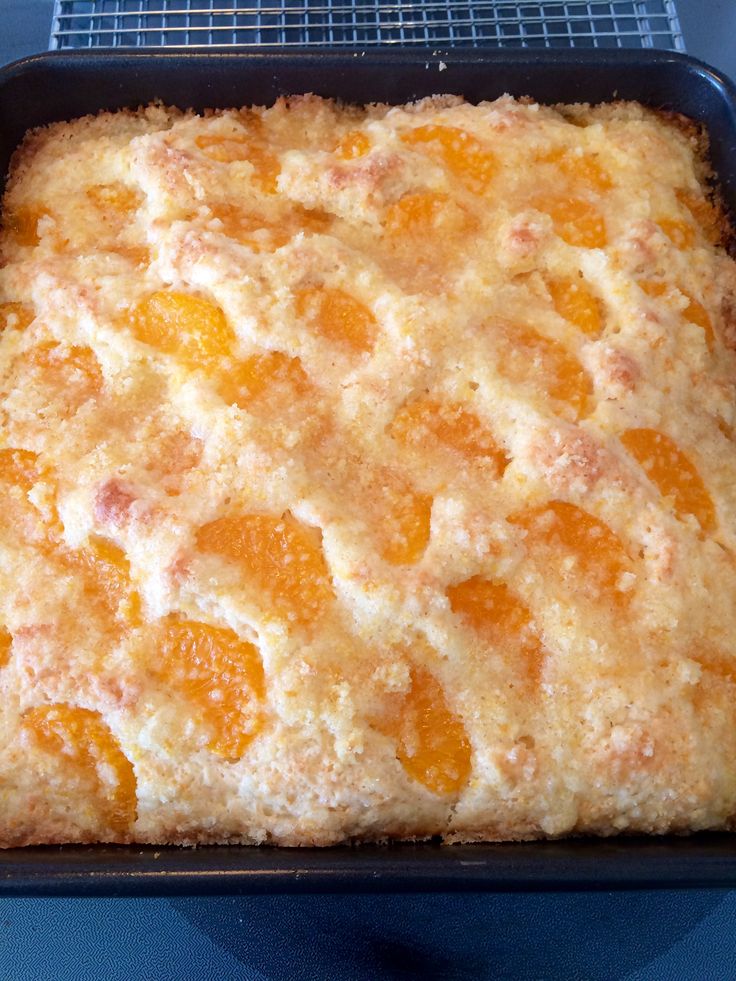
293;206;332;234
335;130;371;160
61;536;141;625
384;191;462;238
154;430;202;476
0;448;56;541
209;202;258;240
682;294;714;349
380;483;432;566
658;217;695;249
0;302;34;333
0;626;11;669
639;280;714;349
0;447;41;492
4;206;44;247
387;664;471;796
509;500;632;606
496;322;592;418
295;286;377;353
692;646;736;685
209;203;289;251
639;279;667;300
382;191;474;288
447;576;543;685
86;182;141;216
547;277;603;336
196;133;280;193
538;148;612;192
535;196;606;249
620;428;715;532
156;618;265;759
196;131;251;163
244;144;280;194
25;343;103;415
676;188;721;243
390;396;508;473
210;203;329;249
129;290;234;369
22;704;137;835
196;512;334;625
217;351;309;409
115;245;151;267
402;125;497;194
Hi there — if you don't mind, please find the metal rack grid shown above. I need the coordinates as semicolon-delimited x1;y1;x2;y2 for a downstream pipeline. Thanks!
50;1;684;51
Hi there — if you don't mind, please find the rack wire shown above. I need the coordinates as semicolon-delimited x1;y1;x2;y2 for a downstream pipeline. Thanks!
50;1;684;51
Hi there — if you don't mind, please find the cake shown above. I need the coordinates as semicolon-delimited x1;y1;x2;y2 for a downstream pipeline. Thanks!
0;93;735;846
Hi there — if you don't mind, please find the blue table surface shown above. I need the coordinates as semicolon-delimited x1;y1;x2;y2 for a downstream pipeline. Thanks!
1;3;735;979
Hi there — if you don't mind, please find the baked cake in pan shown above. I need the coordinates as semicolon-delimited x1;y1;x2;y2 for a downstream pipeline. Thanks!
0;94;735;846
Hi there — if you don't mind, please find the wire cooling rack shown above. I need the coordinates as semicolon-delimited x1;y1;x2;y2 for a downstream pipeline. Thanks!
50;1;685;51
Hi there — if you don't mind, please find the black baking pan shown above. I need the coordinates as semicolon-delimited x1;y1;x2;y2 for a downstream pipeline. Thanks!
1;47;736;896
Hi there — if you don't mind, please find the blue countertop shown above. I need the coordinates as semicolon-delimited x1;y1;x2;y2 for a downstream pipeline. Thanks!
1;3;735;979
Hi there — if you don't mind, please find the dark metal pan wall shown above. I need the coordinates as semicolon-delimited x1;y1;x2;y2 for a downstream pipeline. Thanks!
0;48;735;894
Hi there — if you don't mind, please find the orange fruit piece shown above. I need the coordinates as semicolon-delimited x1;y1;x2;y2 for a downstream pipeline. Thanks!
509;500;632;606
386;664;471;796
639;280;667;300
383;190;469;239
4;206;44;247
682;294;714;350
658;217;695;249
25;343;103;415
538;147;612;192
61;536;141;625
447;576;543;685
129;290;234;369
295;286;377;353
156;618;265;759
380;483;433;566
639;280;714;349
114;245;150;267
210;203;329;249
196;133;280;193
639;279;715;351
547;277;603;336
0;448;56;542
293;206;332;234
0;302;34;333
335;130;371;160
86;182;141;217
692;646;736;685
196;130;251;163
208;203;290;252
242;145;280;194
22;703;136;835
217;350;309;409
0;626;11;669
382;191;475;290
535;196;606;248
0;447;41;491
154;430;202;476
196;511;334;625
402;125;496;194
390;396;508;474
620;428;715;532
676;188;721;243
86;182;140;211
496;322;592;418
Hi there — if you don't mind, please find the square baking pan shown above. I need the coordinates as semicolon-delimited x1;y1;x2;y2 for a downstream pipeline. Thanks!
1;47;736;896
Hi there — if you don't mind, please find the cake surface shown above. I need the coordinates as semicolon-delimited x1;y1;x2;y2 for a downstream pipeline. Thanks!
0;94;735;847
